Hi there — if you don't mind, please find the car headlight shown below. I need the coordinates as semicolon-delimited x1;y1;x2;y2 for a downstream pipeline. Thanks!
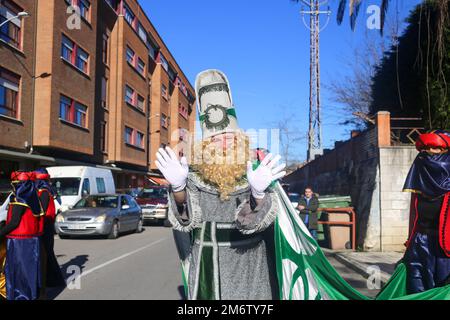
95;214;107;223
56;215;64;223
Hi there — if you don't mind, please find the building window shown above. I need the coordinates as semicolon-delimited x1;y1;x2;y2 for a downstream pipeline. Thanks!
161;114;168;129
102;31;109;65
59;95;72;122
125;85;135;105
168;65;177;83
0;68;20;119
176;77;188;97
0;0;23;50
101;76;108;108
123;2;136;29
126;46;145;76
76;47;89;73
125;126;144;149
74;103;87;127
161;84;168;100
136;132;144;148
137;94;145;111
59;95;87;128
61;35;74;62
158;53;169;72
137;22;147;44
137;58;145;75
126;46;135;65
125;126;133;144
78;0;90;21
179;103;188;119
147;37;158;61
61;34;89;74
187;90;195;104
100;121;107;153
65;0;90;22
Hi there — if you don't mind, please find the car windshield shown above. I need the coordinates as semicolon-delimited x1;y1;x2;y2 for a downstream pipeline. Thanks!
74;196;118;209
139;188;168;199
289;193;300;203
51;178;81;196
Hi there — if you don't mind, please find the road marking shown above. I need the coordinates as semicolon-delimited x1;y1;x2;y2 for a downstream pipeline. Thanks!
80;237;168;278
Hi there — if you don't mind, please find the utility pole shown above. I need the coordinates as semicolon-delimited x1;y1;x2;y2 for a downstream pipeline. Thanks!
300;0;330;161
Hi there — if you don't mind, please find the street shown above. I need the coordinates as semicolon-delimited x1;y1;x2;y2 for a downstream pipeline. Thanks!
50;225;380;300
50;225;183;300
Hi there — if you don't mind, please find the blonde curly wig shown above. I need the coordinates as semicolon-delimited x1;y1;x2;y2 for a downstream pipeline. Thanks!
190;131;251;201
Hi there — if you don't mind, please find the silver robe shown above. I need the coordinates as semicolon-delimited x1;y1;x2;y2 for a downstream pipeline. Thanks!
168;172;279;300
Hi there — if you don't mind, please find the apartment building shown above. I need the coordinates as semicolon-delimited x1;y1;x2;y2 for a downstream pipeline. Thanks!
0;0;196;190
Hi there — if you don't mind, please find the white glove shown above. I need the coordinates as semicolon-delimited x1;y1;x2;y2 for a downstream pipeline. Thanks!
155;147;189;192
247;154;286;199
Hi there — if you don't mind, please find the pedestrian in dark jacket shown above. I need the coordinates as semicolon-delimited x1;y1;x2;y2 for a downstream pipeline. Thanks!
297;187;319;239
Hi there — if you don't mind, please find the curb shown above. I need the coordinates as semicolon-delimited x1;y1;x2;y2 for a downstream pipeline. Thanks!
322;249;391;286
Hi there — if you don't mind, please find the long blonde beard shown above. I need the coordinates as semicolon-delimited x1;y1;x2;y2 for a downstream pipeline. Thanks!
190;132;251;201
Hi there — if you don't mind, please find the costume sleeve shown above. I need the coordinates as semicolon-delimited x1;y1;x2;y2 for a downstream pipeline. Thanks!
406;193;418;246
167;182;202;233
39;191;50;212
0;205;26;239
235;191;278;235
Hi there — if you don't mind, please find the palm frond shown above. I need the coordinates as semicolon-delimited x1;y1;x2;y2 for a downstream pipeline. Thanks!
337;0;347;25
380;0;390;35
350;0;363;30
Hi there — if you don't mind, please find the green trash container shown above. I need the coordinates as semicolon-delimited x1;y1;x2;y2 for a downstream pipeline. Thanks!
316;195;352;248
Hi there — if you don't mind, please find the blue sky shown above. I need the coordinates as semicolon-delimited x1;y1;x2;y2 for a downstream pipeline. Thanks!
142;0;422;161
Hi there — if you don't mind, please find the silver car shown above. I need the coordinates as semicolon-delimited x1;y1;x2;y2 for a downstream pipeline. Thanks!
55;194;143;239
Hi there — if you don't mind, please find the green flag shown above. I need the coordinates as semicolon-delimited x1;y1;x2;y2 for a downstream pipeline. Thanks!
273;182;368;300
273;181;450;300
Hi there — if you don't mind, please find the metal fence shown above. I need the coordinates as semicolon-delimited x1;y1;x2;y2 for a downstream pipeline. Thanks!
390;117;425;146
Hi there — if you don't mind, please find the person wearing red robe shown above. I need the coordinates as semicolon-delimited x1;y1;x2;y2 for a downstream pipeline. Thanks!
0;171;44;300
403;130;450;294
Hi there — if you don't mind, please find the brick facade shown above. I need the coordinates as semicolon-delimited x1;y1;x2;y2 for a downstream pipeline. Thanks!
0;0;196;189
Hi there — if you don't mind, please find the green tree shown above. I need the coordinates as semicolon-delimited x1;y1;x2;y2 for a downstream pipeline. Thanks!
370;2;450;129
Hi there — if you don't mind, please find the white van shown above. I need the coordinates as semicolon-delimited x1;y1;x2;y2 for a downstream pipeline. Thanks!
46;166;115;212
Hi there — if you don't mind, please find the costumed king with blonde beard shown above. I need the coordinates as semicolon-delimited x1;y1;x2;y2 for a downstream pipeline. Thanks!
156;69;287;300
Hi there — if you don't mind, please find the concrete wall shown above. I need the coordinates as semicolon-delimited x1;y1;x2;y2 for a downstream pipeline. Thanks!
379;147;418;251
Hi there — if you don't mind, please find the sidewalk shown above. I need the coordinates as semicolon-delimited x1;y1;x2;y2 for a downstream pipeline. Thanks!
322;248;404;286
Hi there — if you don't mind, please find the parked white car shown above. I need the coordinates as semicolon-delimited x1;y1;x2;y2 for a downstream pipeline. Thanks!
47;166;115;212
288;192;301;213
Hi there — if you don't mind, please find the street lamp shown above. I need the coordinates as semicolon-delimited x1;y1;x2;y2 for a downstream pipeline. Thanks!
0;11;29;28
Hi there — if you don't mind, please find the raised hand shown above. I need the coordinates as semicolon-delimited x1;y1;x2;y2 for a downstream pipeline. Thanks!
247;153;286;199
155;147;189;192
